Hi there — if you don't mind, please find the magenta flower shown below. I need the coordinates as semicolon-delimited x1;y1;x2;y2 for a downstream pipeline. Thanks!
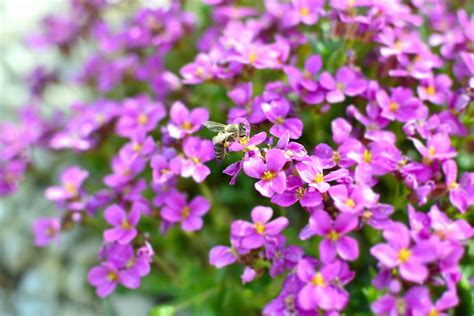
370;222;436;283
209;245;238;268
171;136;214;183
161;191;210;232
297;259;349;311
284;55;325;105
231;206;288;250
151;154;174;185
166;101;209;139
320;66;367;103
261;99;303;139
243;149;288;198
428;205;472;242
411;132;457;164
45;166;88;203
406;287;458;316
442;159;470;213
115;96;165;138
305;210;359;263
376;88;425;122
229;131;266;152
32;217;60;247
283;0;324;27
87;261;140;298
417;74;452;105
104;149;146;188
329;184;371;214
296;156;349;193
103;204;141;244
271;175;322;208
180;53;213;84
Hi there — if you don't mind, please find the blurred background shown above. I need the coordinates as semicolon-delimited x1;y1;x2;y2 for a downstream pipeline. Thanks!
0;1;155;315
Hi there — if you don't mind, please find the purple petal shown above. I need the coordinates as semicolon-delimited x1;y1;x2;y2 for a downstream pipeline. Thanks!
251;206;273;224
334;213;358;234
266;149;287;172
182;216;204;231
97;282;117;298
383;222;410;249
103;227;124;243
326;89;345;103
241;233;265;249
243;157;267;179
119;269;141;289
305;55;322;74
209;246;237;268
320;239;337;263
370;244;398;268
336;236;359;261
104;205;126;226
319;72;336;89
265;217;289;235
189;196;210;216
309;210;332;235
399;260;428;283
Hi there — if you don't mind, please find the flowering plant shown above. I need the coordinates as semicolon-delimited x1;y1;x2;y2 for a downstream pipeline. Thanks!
2;0;474;315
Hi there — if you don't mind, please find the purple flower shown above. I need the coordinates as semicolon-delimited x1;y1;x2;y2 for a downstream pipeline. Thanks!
297;259;349;311
429;205;472;242
320;67;367;103
417;74;452;105
241;267;257;284
296;156;349;193
104;149;146;188
171;136;214;183
406;287;458;316
229;131;266;152
103;204;141;244
284;55;325;104
376;88;425;122
267;244;304;277
151;154;174;184
283;0;324;27
87;261;140;298
329;184;372;214
209;245;238;268
411;133;457;164
442;159;470;213
305;210;359;263
45;166;88;203
243;149;288;198
231;206;288;250
116;96;165;138
161;191;210;231
261;99;303;139
166;101;209;139
371;222;436;283
32;217;60;247
271;175;323;208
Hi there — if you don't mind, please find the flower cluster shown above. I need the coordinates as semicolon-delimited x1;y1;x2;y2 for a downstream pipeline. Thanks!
2;0;473;314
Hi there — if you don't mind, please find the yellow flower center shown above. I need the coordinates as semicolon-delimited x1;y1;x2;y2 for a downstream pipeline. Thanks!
181;121;192;130
255;222;266;234
363;210;372;220
195;67;204;77
132;142;142;153
120;219;132;230
95;113;105;123
336;82;345;91
191;157;201;164
181;206;190;219
429;308;439;316
389;101;399;112
138;113;149;125
398;248;412;263
239;136;250;145
345;198;356;208
428;145;436;157
296;187;305;199
300;7;309;16
327;230;340;241
64;182;77;196
46;226;56;237
248;52;258;64
262;170;277;181
363;149;372;163
310;272;325;287
313;172;324;183
426;85;436;96
276;116;285;124
107;271;118;282
448;181;459;190
332;151;341;164
395;40;403;50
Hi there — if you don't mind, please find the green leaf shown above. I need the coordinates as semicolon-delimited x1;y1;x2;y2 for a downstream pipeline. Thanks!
149;305;175;316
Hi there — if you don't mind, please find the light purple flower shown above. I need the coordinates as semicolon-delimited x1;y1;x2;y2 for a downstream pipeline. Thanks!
376;88;425;122
167;101;209;139
243;149;288;198
296;156;349;193
231;206;288;250
104;149;146;188
442;159;470;213
171;136;214;183
116;96;165;138
297;259;349;311
87;261;140;298
161;191;210;231
320;66;367;103
103;204;141;244
370;222;436;283
283;0;324;27
151;154;174;184
271;175;322;208
411;132;457;164
329;184;372;214
261;99;303;139
417;74;452;105
406;287;458;316
304;210;359;263
32;217;60;247
429;205;472;242
209;245;238;268
45;166;88;203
